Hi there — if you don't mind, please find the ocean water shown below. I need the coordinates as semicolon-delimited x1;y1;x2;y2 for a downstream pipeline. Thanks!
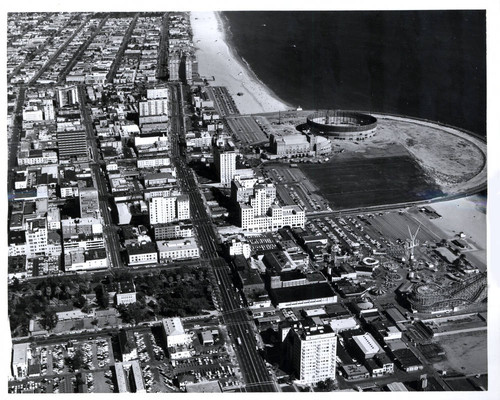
222;11;486;136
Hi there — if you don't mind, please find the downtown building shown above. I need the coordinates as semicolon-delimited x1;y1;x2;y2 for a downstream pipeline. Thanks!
286;323;337;385
149;195;190;225
79;187;100;219
213;135;238;186
235;177;305;233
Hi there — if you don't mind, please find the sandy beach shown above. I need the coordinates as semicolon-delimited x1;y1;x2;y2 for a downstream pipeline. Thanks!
429;195;487;267
190;11;292;115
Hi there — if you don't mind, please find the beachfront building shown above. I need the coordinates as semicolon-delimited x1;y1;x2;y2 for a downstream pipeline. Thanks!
270;133;332;158
286;323;337;385
235;177;305;232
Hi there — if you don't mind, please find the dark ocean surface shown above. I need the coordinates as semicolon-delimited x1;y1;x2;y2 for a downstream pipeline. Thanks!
222;11;486;136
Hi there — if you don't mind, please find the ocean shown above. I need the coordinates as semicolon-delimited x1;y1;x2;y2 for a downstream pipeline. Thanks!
222;10;486;136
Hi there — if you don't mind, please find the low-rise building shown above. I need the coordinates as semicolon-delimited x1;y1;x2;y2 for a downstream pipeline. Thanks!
126;242;158;266
157;238;199;261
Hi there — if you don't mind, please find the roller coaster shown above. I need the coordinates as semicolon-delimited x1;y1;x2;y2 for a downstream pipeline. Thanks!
407;272;487;313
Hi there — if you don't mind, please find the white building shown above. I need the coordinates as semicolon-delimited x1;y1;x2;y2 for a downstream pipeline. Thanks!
149;195;190;225
289;324;337;385
11;343;30;380
116;281;137;306
146;88;169;99
237;180;306;233
228;237;251;259
139;98;168;117
162;317;191;347
64;249;108;272
157;238;199;261
213;136;238;186
352;333;382;359
25;217;48;257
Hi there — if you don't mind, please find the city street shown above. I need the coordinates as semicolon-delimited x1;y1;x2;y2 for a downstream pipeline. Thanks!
169;83;278;392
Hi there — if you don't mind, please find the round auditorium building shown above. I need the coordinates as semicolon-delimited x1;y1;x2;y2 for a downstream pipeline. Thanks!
306;110;378;140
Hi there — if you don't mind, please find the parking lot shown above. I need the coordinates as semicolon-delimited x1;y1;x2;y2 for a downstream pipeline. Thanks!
262;164;331;212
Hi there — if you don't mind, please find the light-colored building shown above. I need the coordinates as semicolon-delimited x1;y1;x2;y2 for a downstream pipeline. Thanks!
228;237;251;259
162;317;191;347
149;195;190;225
12;343;30;379
116;281;137;305
237;179;306;233
56;86;78;107
352;333;382;359
25;217;48;257
213;136;238;186
157;238;199;261
64;248;108;272
288;324;337;385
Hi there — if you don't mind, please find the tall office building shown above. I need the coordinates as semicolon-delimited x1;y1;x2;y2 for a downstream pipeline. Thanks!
213;135;238;186
287;323;337;385
79;187;100;219
150;197;177;225
149;195;190;225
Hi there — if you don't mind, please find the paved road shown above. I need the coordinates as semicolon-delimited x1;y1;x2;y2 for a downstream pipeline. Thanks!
106;13;140;84
169;83;278;392
8;14;77;83
156;13;169;80
77;85;123;269
8;87;26;195
57;15;110;84
28;14;93;85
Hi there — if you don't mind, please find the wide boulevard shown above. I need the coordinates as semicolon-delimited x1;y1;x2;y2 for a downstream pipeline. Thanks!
169;83;279;392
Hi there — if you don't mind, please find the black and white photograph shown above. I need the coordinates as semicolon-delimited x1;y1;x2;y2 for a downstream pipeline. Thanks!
3;0;499;397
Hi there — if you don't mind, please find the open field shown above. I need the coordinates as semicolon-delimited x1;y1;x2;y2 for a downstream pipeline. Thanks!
255;110;486;198
433;331;488;376
299;147;443;210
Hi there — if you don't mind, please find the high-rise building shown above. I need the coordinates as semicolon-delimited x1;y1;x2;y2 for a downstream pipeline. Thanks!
213;136;238;186
79;187;100;219
185;53;195;83
235;177;306;232
287;323;337;385
150;196;176;224
56;86;79;108
149;195;190;225
176;195;190;221
168;51;181;81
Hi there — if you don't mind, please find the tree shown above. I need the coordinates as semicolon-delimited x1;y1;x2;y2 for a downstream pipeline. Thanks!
40;310;58;331
65;348;85;372
95;284;109;309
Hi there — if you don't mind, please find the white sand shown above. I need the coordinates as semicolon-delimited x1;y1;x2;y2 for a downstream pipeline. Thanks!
190;11;292;115
430;195;487;266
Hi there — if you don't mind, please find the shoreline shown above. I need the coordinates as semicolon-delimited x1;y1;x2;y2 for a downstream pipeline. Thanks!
190;11;293;115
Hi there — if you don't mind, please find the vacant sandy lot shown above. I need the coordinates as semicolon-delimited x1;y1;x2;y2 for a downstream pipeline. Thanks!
433;331;488;375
